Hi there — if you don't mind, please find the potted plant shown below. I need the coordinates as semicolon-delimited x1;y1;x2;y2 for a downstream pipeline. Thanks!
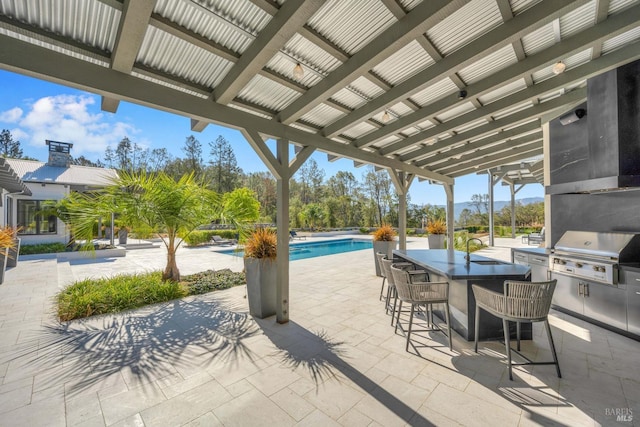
0;226;19;284
372;224;397;276
243;228;277;318
427;219;447;249
2;226;22;268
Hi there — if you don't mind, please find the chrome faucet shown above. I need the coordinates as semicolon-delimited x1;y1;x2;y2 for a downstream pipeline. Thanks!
465;238;484;264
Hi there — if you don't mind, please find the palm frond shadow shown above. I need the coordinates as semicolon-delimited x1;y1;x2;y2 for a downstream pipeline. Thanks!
37;295;260;397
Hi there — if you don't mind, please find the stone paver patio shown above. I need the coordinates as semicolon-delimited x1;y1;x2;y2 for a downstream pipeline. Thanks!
0;237;638;426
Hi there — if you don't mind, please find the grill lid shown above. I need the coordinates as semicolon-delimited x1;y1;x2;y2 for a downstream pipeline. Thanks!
554;230;640;261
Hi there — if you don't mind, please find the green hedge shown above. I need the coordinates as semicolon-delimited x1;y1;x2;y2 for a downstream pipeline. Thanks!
20;243;67;255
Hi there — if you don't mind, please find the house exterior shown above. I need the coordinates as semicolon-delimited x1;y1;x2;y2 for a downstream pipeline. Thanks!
3;141;118;245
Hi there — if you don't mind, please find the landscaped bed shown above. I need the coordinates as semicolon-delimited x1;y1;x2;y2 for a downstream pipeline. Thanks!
56;269;246;321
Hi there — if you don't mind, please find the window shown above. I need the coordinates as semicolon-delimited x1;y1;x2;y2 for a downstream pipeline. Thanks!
17;200;57;235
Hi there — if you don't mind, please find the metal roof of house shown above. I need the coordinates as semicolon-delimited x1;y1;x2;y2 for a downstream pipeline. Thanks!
0;158;31;195
4;159;118;188
1;0;640;185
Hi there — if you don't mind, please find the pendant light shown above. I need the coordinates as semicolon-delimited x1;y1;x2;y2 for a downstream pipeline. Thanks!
293;63;304;79
552;61;566;75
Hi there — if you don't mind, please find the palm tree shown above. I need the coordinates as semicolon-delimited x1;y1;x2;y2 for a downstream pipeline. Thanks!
57;171;254;281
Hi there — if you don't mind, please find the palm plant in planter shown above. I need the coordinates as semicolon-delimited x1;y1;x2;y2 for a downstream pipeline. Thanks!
427;219;447;249
372;224;397;276
244;228;277;318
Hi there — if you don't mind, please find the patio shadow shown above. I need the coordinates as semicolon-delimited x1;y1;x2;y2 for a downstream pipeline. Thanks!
257;319;439;426
35;295;260;397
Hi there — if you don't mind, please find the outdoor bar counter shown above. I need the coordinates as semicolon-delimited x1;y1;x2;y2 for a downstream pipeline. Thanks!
393;249;532;341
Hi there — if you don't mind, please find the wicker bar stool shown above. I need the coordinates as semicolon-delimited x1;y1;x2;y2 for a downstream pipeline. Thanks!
390;264;451;352
472;280;561;381
380;257;428;326
375;252;387;301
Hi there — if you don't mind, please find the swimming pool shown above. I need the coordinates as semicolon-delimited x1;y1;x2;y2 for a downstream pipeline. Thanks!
219;238;373;261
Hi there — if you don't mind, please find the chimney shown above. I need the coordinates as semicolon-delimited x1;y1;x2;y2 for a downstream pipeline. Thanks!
46;140;73;168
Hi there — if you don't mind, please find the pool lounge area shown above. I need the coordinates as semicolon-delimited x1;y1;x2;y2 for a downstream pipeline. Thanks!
0;236;638;426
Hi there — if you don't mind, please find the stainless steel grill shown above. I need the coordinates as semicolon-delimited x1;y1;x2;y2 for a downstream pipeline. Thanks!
551;231;640;285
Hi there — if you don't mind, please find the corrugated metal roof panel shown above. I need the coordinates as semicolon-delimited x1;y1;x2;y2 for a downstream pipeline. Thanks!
299;103;344;127
511;0;544;16
427;0;502;56
237;74;301;111
400;0;423;12
455;118;489;133
609;0;640;14
521;22;556;55
372;135;402;150
371;40;434;86
330;88;367;109
563;48;593;69
307;0;396;55
389;102;414;117
156;0;273;54
154;0;260;54
478;78;528;104
0;0;120;51
492;101;534;120
409;78;459;107
538;90;563;103
342;122;377;139
457;44;518;84
348;76;385;101
435;101;476;122
283;32;342;74
139;26;233;88
602;26;640;53
0;26;109;66
560;1;595;39
531;65;555;84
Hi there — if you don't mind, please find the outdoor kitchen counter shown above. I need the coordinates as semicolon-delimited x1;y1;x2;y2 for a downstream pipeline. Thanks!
394;249;531;281
393;249;531;341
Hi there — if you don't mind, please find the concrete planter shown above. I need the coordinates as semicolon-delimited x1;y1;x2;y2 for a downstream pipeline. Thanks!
56;248;126;261
244;257;277;319
428;234;446;249
6;238;20;268
373;240;397;276
0;247;8;284
118;229;128;245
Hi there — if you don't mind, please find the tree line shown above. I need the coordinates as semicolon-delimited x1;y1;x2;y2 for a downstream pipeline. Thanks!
1;129;544;229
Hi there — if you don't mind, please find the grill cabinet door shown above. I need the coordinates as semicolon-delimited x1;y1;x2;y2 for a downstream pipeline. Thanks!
582;280;627;331
551;273;584;314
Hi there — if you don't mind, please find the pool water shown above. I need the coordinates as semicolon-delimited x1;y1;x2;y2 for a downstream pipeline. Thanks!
220;238;373;261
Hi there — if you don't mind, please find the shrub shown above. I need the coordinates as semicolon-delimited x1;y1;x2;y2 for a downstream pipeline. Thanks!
359;227;369;234
183;269;246;295
244;228;277;259
57;271;188;321
372;224;396;241
426;219;446;235
20;242;67;255
56;268;247;321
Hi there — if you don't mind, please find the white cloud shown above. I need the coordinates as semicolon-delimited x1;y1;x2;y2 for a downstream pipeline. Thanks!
18;94;138;157
0;107;23;123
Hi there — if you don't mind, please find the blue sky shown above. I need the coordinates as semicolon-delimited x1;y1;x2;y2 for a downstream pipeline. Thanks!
0;69;544;205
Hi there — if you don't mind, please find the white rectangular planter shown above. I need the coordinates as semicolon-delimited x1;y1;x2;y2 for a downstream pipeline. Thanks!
373;240;397;276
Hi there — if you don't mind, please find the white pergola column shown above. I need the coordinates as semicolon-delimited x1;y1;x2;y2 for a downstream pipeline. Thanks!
388;170;414;250
509;182;525;238
444;183;455;252
487;169;507;247
241;129;314;323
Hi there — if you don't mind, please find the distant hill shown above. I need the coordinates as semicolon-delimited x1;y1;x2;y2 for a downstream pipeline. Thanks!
452;197;543;221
